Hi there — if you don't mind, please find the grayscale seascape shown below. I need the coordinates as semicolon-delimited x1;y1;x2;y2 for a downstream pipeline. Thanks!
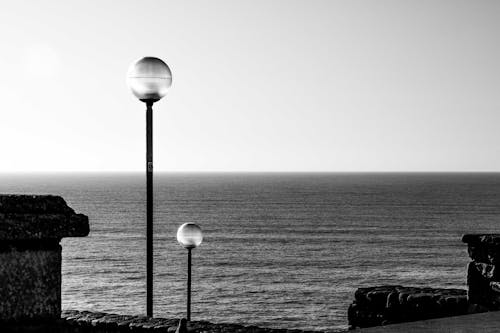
1;172;499;332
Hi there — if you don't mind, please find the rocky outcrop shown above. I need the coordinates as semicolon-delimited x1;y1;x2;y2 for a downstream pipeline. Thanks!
348;286;468;329
463;234;500;309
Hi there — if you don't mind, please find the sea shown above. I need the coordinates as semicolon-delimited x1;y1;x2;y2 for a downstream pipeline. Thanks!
1;172;500;332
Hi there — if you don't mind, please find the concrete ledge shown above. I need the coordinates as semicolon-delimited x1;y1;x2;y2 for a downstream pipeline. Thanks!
462;234;500;247
354;310;500;332
0;195;89;240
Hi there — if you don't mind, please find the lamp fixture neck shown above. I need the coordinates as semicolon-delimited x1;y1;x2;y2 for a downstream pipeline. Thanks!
141;99;159;107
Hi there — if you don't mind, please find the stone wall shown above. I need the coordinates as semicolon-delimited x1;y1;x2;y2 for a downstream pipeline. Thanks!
347;286;468;329
60;310;320;333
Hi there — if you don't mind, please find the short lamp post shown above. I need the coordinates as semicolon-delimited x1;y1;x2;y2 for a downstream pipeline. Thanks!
177;223;203;321
127;57;172;317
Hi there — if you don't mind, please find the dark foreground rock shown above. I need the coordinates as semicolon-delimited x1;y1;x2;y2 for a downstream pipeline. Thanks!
61;310;323;333
463;234;500;308
348;286;471;329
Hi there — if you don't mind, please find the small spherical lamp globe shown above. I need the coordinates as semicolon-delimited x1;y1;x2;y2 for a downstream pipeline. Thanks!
177;223;203;249
127;57;172;102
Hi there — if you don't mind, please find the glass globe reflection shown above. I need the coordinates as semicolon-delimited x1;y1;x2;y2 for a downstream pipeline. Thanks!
177;223;203;249
127;57;172;101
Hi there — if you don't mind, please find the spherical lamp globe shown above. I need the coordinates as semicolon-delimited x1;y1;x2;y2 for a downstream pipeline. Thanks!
177;223;203;249
127;57;172;102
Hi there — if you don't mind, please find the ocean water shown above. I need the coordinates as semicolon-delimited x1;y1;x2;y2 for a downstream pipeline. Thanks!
1;172;500;332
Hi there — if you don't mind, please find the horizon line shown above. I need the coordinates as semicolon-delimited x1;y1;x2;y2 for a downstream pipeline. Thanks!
1;170;500;174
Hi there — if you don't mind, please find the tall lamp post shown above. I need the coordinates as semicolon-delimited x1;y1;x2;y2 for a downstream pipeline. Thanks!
176;223;203;321
127;57;172;317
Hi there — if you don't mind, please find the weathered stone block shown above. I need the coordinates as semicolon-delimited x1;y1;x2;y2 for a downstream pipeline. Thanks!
466;261;500;307
0;248;61;321
463;234;500;264
0;194;89;326
463;234;500;310
462;234;500;247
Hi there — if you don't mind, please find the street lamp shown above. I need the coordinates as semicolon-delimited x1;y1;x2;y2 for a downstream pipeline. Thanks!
127;57;172;317
177;223;203;321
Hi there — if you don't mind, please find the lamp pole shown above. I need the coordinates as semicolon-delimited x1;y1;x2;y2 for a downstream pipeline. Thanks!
127;57;172;317
177;223;203;321
146;99;154;316
187;247;192;321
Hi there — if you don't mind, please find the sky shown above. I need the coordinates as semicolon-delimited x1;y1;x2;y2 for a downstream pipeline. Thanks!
0;0;499;172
